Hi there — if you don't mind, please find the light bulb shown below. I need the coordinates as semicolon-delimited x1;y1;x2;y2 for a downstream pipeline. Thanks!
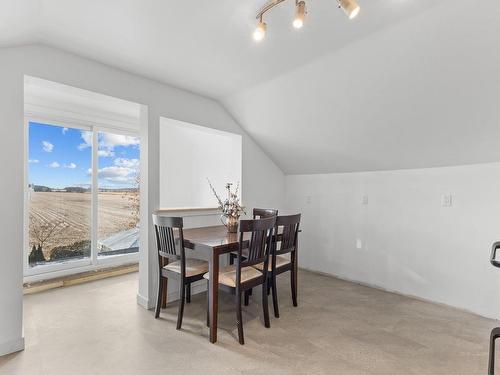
293;1;306;29
339;0;360;20
253;21;267;42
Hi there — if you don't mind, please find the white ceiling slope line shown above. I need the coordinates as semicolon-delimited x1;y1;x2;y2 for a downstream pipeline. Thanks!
223;0;500;174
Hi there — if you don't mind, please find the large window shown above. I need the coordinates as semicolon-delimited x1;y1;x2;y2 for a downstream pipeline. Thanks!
97;131;140;257
27;122;92;267
25;121;140;277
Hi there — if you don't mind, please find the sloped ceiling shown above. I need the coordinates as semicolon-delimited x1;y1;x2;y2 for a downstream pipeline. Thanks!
2;0;500;173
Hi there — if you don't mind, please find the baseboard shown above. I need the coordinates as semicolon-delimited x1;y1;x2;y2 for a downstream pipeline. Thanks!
300;266;500;322
136;293;153;310
0;337;25;357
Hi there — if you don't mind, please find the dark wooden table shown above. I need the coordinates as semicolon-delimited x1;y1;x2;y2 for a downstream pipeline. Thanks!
182;225;241;343
182;225;299;344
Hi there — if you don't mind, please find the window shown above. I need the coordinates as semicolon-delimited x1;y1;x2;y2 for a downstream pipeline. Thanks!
25;121;140;277
97;131;140;258
27;122;92;267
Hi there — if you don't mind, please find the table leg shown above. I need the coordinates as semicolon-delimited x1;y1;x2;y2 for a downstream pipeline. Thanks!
209;250;220;343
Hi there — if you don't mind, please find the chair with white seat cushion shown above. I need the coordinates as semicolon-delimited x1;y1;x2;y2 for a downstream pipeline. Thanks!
153;215;208;330
255;214;301;319
203;216;276;345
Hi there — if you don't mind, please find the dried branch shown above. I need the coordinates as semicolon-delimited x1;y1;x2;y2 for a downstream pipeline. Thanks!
207;178;224;209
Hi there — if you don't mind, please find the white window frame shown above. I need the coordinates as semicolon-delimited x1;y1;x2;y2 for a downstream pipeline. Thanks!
23;115;140;283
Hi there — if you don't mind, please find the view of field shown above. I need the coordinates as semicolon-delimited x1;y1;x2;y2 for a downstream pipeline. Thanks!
29;191;138;260
28;122;140;266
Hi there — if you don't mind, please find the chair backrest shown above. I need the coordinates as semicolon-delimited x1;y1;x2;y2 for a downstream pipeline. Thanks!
152;215;186;273
274;214;301;258
253;208;278;219
235;216;276;285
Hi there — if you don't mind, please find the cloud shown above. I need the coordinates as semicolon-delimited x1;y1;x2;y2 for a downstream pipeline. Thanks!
114;158;139;169
100;133;140;150
98;150;115;157
29;159;39;164
48;161;60;168
64;162;77;169
42;141;54;153
77;131;93;150
78;131;140;154
62;127;69;135
85;158;139;186
92;165;138;185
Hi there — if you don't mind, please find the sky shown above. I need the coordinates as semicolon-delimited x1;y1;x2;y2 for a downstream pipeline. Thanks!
28;122;140;189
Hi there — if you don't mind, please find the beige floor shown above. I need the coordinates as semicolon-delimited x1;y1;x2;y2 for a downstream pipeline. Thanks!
0;270;498;374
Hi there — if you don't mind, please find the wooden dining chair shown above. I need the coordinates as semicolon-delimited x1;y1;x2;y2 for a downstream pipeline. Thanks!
230;208;278;305
203;216;276;345
253;208;278;219
229;208;278;266
488;241;500;374
254;214;301;318
153;215;209;330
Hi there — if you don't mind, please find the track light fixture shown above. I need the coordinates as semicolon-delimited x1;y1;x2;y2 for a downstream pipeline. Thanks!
293;1;306;29
253;0;360;42
253;19;267;42
338;0;360;20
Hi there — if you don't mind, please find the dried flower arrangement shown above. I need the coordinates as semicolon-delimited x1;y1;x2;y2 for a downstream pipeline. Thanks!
207;179;245;232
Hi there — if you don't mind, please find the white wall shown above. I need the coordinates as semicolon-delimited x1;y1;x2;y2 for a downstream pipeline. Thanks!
0;44;285;356
159;117;242;208
286;163;500;319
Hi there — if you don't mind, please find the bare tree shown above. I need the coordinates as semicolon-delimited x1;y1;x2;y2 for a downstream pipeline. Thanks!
124;173;140;229
29;213;68;252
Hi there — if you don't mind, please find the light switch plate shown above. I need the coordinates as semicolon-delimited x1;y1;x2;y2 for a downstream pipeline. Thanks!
442;194;453;207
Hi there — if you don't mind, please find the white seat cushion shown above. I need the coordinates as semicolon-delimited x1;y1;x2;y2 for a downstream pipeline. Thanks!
253;255;291;271
163;258;208;277
203;265;263;287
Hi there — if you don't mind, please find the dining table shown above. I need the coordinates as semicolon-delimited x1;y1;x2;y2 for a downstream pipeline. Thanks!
181;224;299;344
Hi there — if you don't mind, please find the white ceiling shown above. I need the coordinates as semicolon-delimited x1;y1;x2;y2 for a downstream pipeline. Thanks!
2;0;500;173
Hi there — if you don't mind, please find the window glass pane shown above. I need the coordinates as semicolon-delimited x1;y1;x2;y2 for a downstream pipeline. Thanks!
97;131;140;257
28;122;92;267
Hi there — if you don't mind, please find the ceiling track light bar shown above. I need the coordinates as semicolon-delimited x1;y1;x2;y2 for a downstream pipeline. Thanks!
253;0;360;42
256;0;288;21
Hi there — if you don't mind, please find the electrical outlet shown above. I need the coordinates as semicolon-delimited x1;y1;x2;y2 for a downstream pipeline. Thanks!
362;195;369;205
306;195;312;204
442;194;453;207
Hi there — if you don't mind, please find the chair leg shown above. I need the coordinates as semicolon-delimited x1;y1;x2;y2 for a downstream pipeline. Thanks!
262;281;271;329
186;283;191;304
206;281;210;327
291;266;298;307
236;292;244;345
229;253;235;265
489;327;500;375
244;290;250;306
155;275;163;319
271;276;280;318
161;278;168;308
177;281;185;330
